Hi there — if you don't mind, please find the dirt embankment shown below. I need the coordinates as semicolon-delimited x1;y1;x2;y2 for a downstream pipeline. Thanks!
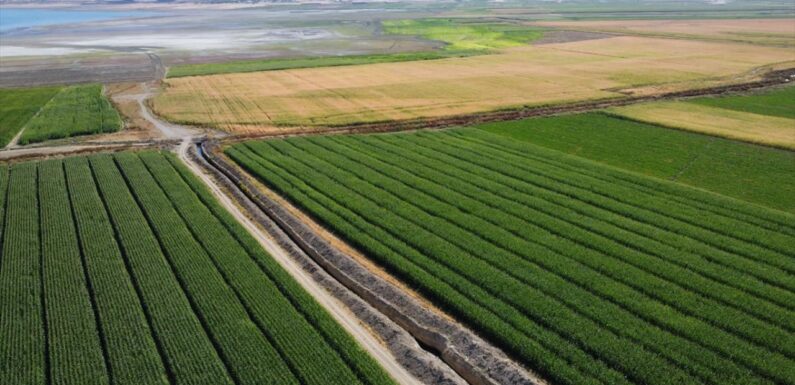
198;140;545;385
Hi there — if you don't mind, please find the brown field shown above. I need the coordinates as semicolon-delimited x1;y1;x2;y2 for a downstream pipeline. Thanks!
153;36;795;134
610;101;795;149
533;19;795;46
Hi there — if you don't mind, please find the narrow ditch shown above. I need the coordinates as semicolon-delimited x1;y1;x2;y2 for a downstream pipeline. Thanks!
194;141;545;385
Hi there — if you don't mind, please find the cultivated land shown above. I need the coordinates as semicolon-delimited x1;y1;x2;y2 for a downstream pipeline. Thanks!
609;101;795;149
0;151;395;385
153;36;795;134
0;86;62;147
533;19;795;46
227;129;795;385
689;85;795;119
478;112;795;213
381;19;544;52
0;84;123;148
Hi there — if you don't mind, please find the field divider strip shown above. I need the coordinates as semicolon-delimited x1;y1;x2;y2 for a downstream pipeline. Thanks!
36;164;52;385
62;160;114;385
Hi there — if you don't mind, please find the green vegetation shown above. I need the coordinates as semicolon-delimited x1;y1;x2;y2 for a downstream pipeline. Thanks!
19;84;122;145
229;129;795;385
478;112;795;212
382;19;544;52
167;51;460;78
167;19;544;78
0;86;61;147
690;86;795;119
0;151;394;385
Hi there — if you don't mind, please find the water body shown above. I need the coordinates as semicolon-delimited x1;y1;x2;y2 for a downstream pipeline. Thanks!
0;8;153;32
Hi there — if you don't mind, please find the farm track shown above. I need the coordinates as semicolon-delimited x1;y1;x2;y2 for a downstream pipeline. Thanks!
225;131;795;385
177;140;445;385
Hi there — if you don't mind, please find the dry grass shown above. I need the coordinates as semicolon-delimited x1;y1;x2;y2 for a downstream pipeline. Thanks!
533;19;795;46
609;101;795;149
153;36;795;134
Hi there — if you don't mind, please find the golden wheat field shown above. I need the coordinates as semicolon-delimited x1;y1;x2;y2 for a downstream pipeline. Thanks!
610;101;795;149
153;36;795;134
533;18;795;46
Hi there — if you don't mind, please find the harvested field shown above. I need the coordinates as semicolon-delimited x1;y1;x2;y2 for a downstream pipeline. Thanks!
153;36;795;134
609;101;795;149
0;151;395;385
228;129;795;385
533;19;795;46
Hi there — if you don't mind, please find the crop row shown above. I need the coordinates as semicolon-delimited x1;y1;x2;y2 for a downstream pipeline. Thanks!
227;130;795;385
20;84;122;145
0;152;393;385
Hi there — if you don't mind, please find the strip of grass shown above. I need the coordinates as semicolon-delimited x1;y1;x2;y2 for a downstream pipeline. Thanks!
19;84;122;145
0;86;61;147
167;51;460;78
382;18;544;51
229;130;795;385
689;85;795;119
478;112;795;213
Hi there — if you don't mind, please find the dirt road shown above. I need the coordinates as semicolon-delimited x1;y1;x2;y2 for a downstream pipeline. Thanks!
176;140;423;385
114;82;199;139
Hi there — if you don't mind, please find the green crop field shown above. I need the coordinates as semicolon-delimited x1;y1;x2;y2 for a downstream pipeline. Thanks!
689;85;795;119
19;84;122;145
382;19;544;52
0;151;394;385
0;86;61;147
478;112;795;213
167;52;458;78
228;129;795;385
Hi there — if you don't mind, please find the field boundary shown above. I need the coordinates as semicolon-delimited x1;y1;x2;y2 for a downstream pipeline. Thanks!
196;139;545;385
219;67;795;147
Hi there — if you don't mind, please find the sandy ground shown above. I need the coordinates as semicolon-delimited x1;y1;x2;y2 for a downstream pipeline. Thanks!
153;35;795;133
532;18;795;46
610;101;795;149
176;140;422;385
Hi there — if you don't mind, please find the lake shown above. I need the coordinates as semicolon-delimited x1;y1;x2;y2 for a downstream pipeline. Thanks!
0;8;154;32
